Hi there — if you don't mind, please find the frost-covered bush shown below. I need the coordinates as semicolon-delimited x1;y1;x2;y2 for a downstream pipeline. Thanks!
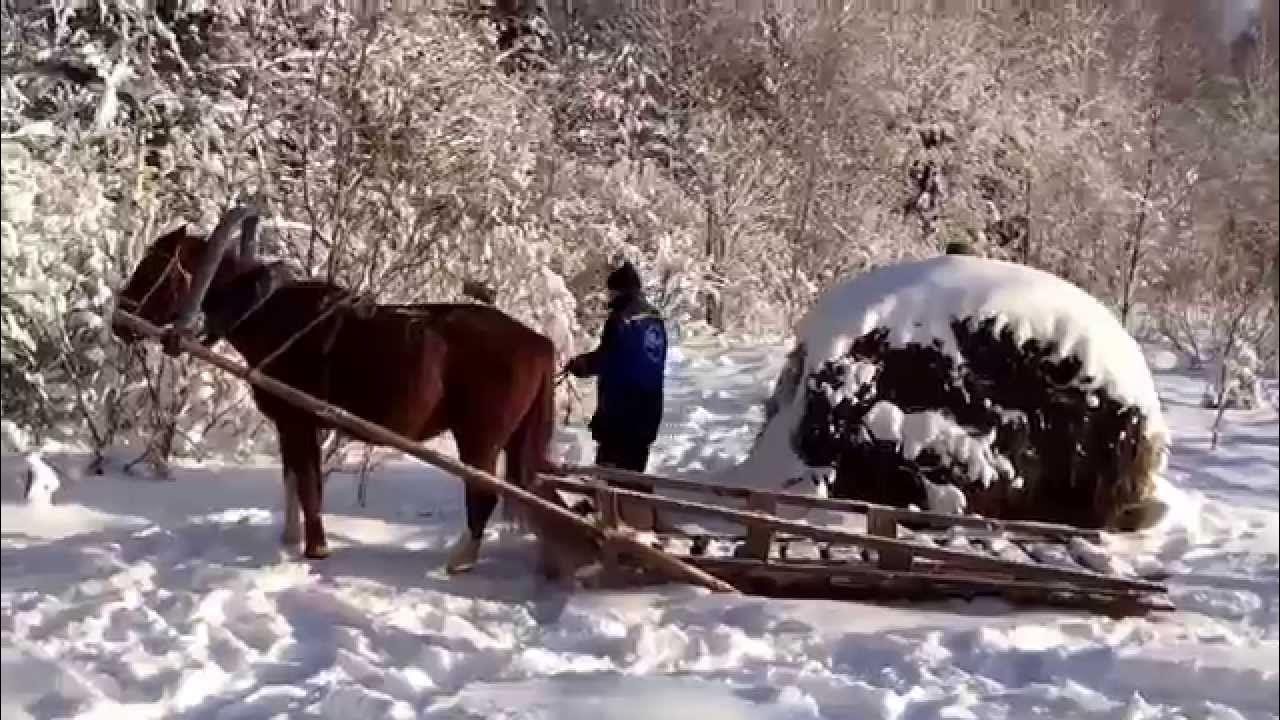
1202;342;1268;410
1;0;1275;467
1;139;118;444
0;134;268;467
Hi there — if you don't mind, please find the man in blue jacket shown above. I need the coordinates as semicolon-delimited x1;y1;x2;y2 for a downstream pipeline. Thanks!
566;261;667;526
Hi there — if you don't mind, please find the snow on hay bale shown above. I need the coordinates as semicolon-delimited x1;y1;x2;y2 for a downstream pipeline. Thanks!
735;255;1170;532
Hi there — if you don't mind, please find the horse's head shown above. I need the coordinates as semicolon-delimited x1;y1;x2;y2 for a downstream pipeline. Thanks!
113;206;260;345
112;225;205;343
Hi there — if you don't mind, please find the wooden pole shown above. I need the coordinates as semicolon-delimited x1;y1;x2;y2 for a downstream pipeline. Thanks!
550;462;1101;542
742;492;776;561
112;309;737;596
868;507;912;571
595;480;623;583
543;475;1165;595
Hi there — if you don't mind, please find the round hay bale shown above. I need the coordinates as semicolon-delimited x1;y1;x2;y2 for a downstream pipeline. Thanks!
739;255;1170;531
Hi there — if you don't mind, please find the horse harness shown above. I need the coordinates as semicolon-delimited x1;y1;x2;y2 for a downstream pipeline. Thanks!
169;257;378;402
233;276;376;402
129;242;458;403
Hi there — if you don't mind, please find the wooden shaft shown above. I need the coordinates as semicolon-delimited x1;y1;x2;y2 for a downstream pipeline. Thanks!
113;309;737;596
550;462;1102;542
544;475;1165;594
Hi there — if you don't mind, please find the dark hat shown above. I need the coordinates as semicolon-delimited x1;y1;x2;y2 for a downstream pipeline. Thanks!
606;260;642;293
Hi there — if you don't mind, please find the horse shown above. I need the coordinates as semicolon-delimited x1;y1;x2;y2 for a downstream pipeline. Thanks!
111;206;570;573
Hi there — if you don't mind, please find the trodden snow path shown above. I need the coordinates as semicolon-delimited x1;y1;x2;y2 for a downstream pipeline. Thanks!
2;339;1277;720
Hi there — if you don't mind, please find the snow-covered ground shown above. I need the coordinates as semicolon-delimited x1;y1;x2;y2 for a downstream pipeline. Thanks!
2;339;1277;720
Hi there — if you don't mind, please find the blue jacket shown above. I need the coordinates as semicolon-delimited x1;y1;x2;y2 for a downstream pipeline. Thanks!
573;292;667;446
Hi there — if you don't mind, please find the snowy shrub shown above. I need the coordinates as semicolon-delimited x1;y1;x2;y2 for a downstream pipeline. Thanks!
1;0;1274;467
1;137;119;444
1202;342;1268;410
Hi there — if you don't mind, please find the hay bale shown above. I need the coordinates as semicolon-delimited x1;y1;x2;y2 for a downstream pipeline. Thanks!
739;255;1169;531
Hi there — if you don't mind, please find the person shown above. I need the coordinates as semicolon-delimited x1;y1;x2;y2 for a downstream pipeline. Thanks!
565;260;667;527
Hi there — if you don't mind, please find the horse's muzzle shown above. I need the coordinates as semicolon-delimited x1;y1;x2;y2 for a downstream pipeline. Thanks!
112;323;139;345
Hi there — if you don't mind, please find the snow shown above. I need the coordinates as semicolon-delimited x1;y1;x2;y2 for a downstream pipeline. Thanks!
730;255;1171;506
21;453;60;506
922;478;968;515
801;255;1163;424
3;339;1278;719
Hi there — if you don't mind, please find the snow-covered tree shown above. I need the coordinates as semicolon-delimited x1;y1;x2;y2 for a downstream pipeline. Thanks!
2;0;1275;465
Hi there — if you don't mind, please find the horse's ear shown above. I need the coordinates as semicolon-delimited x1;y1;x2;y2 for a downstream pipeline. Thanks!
154;223;190;248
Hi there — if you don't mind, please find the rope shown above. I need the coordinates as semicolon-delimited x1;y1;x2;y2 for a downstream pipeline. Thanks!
555;367;586;425
116;250;187;316
216;263;291;341
251;291;357;374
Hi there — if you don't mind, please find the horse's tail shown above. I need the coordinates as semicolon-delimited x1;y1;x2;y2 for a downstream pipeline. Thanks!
517;358;557;491
507;352;602;580
504;348;563;526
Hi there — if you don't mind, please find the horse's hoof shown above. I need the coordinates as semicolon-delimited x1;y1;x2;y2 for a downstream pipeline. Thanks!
446;560;476;575
281;529;302;546
304;544;331;559
445;551;478;574
445;533;481;574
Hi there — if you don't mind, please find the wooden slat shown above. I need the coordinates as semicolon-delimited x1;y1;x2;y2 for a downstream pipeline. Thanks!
975;535;1038;565
690;556;1172;616
114;309;739;596
542;475;1165;595
595;481;621;529
691;556;1161;599
594;481;624;583
1016;539;1091;572
550;463;1102;542
868;508;912;571
742;492;776;561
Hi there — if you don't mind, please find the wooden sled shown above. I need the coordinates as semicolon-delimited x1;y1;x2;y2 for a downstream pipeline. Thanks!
543;464;1174;618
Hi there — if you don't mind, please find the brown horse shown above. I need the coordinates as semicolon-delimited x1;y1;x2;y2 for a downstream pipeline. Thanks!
112;206;565;572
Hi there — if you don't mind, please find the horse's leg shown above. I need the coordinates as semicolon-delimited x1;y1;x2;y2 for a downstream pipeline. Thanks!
275;423;303;548
445;439;501;574
281;468;302;546
502;422;560;581
280;423;329;559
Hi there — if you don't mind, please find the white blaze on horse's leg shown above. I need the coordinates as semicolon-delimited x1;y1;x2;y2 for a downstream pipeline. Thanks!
445;531;482;574
281;470;302;545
